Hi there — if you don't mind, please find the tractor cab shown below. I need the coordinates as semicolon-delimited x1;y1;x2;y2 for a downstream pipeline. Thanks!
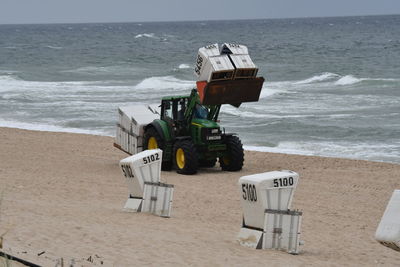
159;91;221;145
160;95;189;137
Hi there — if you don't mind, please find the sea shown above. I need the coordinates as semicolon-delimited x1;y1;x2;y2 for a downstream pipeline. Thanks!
0;15;399;163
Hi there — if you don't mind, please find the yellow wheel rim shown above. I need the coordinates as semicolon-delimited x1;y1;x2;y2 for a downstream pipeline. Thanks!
148;137;158;149
176;148;185;169
223;156;231;165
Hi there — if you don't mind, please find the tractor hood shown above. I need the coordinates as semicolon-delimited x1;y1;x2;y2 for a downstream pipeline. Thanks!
191;118;219;128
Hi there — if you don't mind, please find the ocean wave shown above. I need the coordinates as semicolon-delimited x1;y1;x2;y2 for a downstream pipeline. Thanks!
0;74;193;95
262;73;400;92
45;45;63;50
62;66;107;74
244;144;315;156
258;73;343;99
178;64;191;69
134;76;194;91
334;75;362;85
259;88;284;98
0;70;19;77
0;119;108;136
221;105;321;119
220;107;273;119
0;74;22;84
1;71;398;100
244;141;400;163
135;33;156;39
334;75;399;86
0;74;135;94
259;81;290;98
294;72;340;84
61;65;142;75
1;93;20;100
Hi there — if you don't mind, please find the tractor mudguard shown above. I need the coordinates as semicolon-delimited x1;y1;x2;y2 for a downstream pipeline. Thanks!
222;133;235;139
145;120;172;142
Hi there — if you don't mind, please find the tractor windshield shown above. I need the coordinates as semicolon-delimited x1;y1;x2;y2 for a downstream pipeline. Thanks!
194;104;208;119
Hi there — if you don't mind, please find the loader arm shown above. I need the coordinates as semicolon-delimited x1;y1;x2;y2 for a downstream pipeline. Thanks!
184;89;199;127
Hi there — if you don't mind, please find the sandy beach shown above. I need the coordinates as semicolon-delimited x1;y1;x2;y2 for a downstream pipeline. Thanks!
0;127;399;266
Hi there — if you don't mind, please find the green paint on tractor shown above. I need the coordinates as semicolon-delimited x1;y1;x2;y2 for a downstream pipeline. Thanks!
143;89;245;175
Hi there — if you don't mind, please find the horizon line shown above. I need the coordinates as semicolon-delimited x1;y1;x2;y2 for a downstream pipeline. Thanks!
0;13;399;26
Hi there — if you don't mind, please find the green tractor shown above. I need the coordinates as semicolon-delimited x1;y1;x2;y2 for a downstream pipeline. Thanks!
141;43;265;175
143;88;244;175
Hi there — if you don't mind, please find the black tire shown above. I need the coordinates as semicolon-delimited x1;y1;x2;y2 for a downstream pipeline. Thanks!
220;135;244;171
173;139;198;175
161;160;172;171
199;159;217;168
143;127;172;171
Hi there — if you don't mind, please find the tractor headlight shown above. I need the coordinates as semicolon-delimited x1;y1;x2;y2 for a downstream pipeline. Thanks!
211;128;219;134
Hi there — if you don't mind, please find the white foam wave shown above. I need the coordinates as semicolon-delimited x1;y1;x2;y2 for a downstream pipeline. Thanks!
245;141;400;163
371;78;399;81
295;72;339;85
334;75;362;85
62;66;107;74
244;144;315;156
62;65;142;75
258;73;344;99
262;73;399;92
135;33;155;39
0;119;107;136
221;107;272;119
258;81;294;99
0;70;18;75
178;64;191;69
334;75;399;86
259;84;287;98
134;76;194;91
0;75;22;86
259;89;281;98
221;105;318;119
0;75;134;94
0;74;192;96
45;45;63;50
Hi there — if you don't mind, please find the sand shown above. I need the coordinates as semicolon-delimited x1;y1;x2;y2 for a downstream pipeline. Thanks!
0;127;399;266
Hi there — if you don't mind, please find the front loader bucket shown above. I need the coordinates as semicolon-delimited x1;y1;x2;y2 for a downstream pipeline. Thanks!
196;77;265;106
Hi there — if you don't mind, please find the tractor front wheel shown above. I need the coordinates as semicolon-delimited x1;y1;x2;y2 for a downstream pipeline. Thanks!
144;127;162;150
173;140;198;175
220;135;244;171
144;127;172;171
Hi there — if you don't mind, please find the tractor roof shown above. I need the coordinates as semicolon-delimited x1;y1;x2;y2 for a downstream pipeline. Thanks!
161;95;190;101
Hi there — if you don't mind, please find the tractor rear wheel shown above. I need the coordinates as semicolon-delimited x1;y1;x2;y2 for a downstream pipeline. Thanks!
173;140;198;175
220;135;244;171
144;127;172;171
